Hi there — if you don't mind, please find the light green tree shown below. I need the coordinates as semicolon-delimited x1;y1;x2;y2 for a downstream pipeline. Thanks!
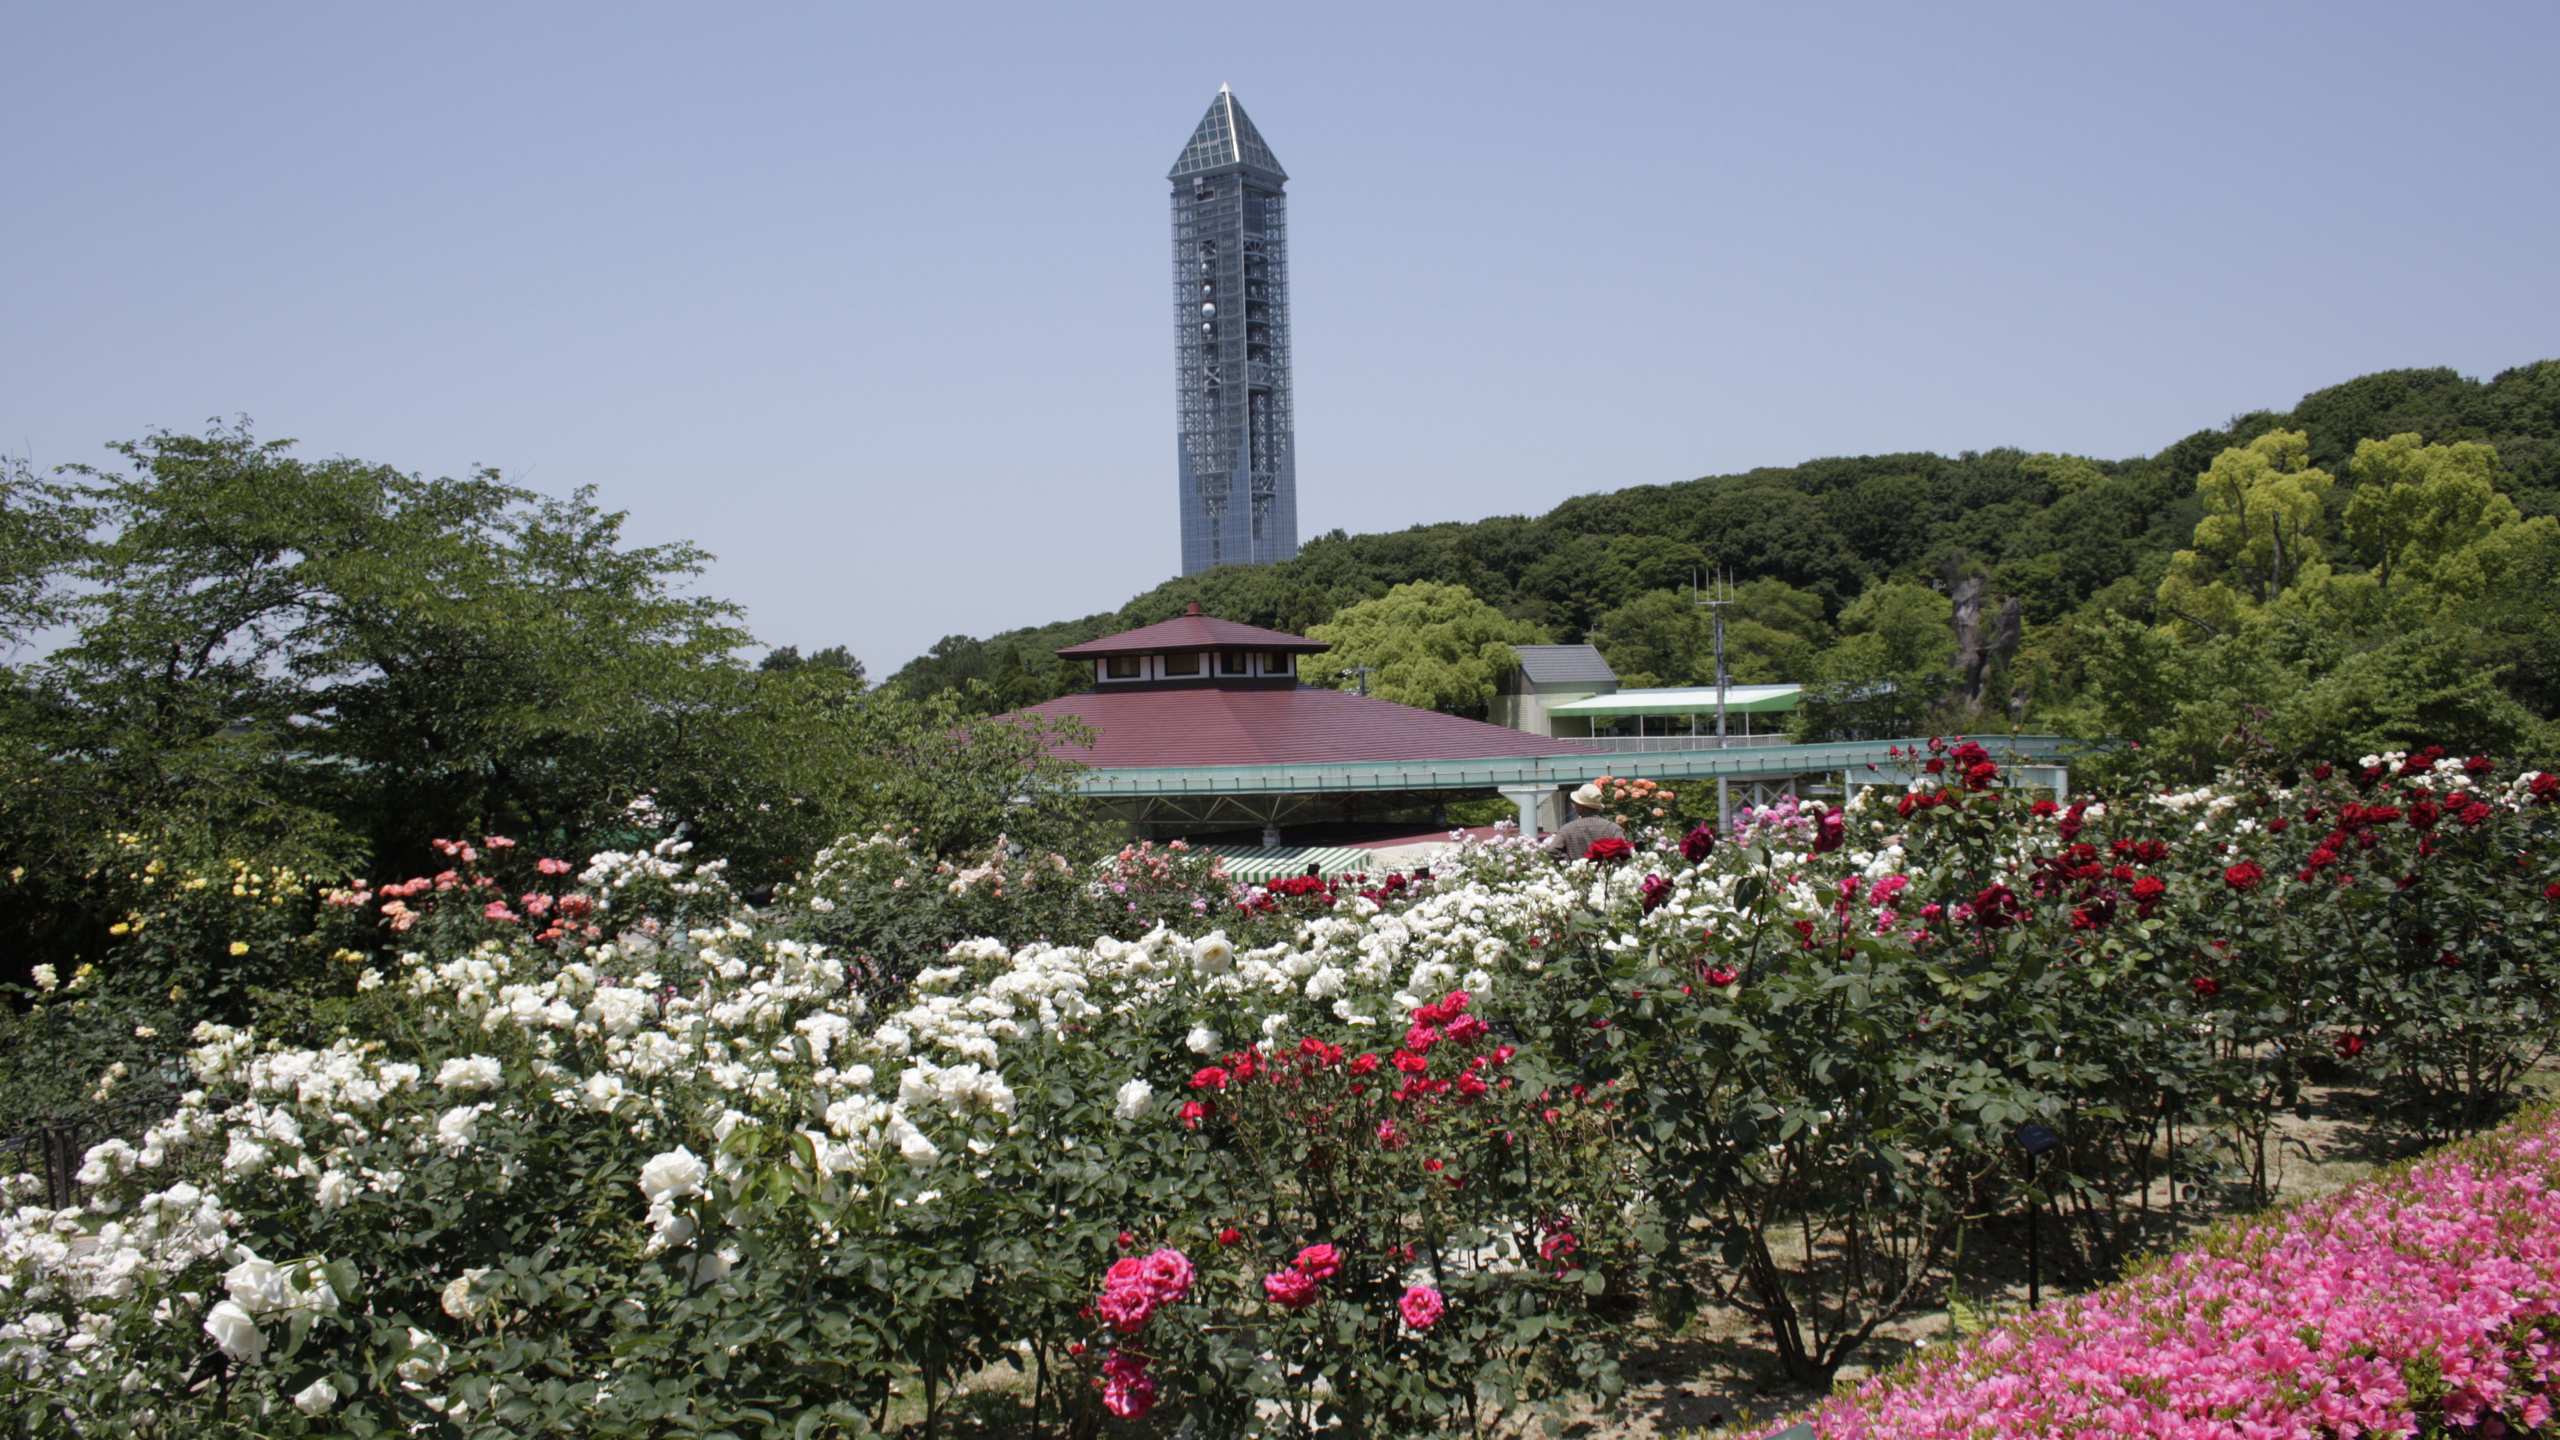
2342;433;2517;592
2157;429;2336;632
1307;581;1547;717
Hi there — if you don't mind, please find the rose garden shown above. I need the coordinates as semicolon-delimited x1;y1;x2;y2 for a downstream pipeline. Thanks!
0;740;2555;1437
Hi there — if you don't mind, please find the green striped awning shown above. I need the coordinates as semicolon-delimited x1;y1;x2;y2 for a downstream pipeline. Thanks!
1193;845;1378;884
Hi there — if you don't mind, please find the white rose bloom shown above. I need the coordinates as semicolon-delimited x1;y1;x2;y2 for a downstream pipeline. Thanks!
224;1255;291;1313
1190;931;1236;976
434;1104;486;1155
395;1327;446;1382
636;1147;708;1205
1113;1078;1154;1121
202;1300;265;1362
30;964;57;992
293;1378;339;1415
315;1169;357;1210
1185;1026;1220;1055
436;1055;503;1092
441;1268;491;1321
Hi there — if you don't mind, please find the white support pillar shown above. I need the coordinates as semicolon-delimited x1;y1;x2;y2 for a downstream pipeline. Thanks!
1498;784;1551;840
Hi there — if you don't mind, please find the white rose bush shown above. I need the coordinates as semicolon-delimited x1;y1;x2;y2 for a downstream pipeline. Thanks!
7;741;2560;1436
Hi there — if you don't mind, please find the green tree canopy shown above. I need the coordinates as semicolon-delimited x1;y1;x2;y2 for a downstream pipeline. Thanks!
2158;429;2337;631
1306;581;1547;717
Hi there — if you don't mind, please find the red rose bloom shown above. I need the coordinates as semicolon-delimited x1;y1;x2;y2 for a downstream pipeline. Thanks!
2335;1031;2366;1059
1813;808;1846;854
2222;861;2265;893
1291;1243;1342;1281
1680;823;1717;863
1640;873;1672;913
2191;976;2220;998
1585;837;1634;865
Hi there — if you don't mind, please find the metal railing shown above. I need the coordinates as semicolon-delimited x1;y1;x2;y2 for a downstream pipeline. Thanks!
1578;734;1797;753
0;1089;179;1209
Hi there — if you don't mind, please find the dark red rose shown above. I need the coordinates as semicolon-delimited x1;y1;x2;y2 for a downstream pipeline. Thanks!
1964;760;2000;792
2458;802;2492;828
1812;808;1846;854
2544;882;2560;903
1970;884;2026;928
2268;817;2289;834
2131;874;2168;916
1681;823;1717;864
2335;1032;2366;1059
2466;754;2494;776
2312;763;2334;781
1585;837;1634;865
1640;873;1672;913
2191;976;2220;998
1924;757;1946;775
2222;861;2265;893
2032;799;2059;817
2438;951;2463;969
2407;800;2440;831
1701;964;1738;988
2532;773;2559;804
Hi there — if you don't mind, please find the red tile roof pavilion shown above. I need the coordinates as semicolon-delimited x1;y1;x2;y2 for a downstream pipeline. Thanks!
1000;605;1605;770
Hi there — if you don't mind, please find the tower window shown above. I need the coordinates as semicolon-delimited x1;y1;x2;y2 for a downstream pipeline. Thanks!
1104;656;1143;680
1218;651;1251;676
1262;652;1294;676
1162;652;1202;677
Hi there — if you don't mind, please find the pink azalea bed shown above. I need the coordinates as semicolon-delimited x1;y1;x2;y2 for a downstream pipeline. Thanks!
1766;1109;2560;1438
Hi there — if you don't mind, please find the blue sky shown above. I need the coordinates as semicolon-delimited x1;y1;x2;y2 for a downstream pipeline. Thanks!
5;1;2553;675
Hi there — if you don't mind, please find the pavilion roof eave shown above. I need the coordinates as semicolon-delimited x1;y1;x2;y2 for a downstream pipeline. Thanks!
1549;685;1803;718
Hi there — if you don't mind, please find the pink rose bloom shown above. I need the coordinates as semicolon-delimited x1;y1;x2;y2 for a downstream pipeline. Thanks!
1263;1268;1319;1309
1104;1256;1146;1289
483;835;516;850
1291;1243;1342;1281
537;857;573;876
1398;1284;1445;1331
1138;1247;1195;1302
1100;1351;1156;1418
1094;1282;1154;1333
483;901;519;923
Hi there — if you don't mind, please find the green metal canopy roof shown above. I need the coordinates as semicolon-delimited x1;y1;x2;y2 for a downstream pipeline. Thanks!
1195;845;1375;883
1547;684;1803;719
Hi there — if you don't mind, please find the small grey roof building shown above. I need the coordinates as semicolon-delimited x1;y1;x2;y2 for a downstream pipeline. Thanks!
1492;644;1618;738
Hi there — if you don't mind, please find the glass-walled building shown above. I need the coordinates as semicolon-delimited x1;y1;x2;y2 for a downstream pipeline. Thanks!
1171;87;1297;575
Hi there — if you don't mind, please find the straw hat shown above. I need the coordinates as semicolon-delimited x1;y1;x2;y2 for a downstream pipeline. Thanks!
1570;782;1606;809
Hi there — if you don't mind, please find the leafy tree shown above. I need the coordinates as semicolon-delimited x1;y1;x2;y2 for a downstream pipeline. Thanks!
1307;581;1548;717
1794;581;1955;739
2157;429;2336;633
1586;590;1708;687
2341;433;2516;592
758;643;867;685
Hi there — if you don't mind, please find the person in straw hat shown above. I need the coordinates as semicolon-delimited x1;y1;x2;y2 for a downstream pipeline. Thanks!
1544;781;1628;858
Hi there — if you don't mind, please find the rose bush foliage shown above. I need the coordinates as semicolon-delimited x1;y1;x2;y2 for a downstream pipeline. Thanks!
7;742;2560;1434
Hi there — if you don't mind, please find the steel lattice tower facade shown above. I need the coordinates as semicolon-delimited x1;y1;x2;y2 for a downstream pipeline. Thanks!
1170;87;1296;575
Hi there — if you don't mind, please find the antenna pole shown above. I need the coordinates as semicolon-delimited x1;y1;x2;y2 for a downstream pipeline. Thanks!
1697;569;1736;830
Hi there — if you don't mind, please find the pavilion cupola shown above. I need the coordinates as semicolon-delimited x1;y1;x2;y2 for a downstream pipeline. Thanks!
1055;602;1328;689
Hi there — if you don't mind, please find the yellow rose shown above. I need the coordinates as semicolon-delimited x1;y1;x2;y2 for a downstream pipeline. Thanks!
228;940;250;957
108;922;130;937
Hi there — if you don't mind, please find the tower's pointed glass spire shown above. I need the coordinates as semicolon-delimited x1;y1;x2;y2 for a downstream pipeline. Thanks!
1169;85;1287;180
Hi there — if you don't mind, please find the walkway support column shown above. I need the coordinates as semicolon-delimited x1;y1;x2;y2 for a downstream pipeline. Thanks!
1498;784;1551;841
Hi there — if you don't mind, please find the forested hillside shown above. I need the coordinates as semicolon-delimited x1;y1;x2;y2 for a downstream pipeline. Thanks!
886;361;2560;771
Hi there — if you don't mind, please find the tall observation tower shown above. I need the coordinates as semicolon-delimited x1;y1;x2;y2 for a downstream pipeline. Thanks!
1170;86;1296;575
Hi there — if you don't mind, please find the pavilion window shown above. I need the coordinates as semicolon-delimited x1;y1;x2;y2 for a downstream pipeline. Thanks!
1105;656;1144;680
1262;652;1293;676
1163;652;1202;677
1218;651;1251;676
